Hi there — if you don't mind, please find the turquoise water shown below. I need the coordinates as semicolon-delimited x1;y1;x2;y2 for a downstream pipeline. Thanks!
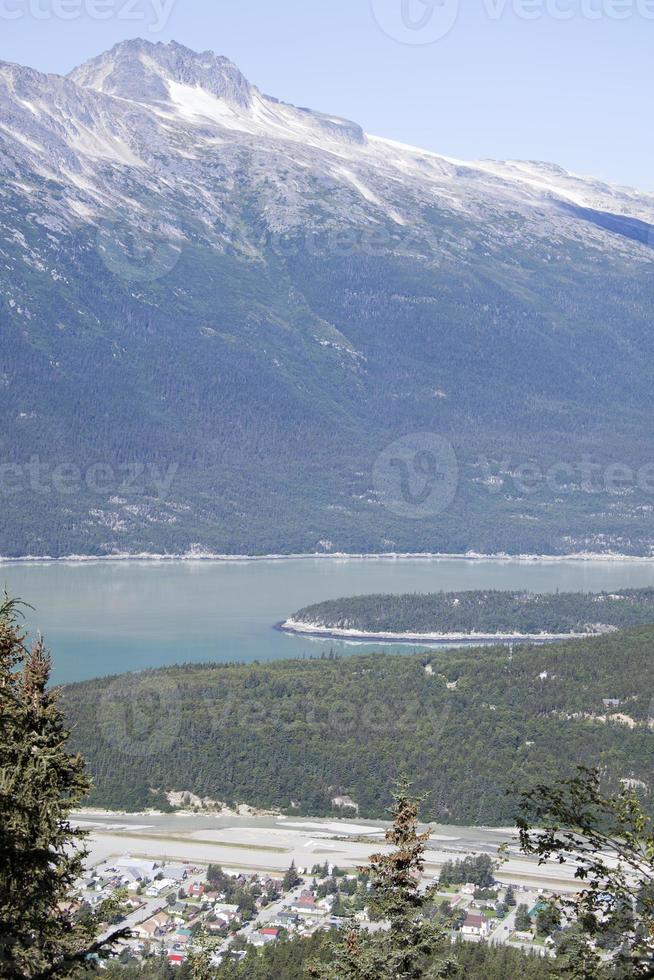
3;557;654;683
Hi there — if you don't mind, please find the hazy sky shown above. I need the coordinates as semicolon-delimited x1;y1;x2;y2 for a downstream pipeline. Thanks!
1;0;651;190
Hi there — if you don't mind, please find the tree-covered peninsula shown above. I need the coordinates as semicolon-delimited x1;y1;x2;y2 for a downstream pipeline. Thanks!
284;588;654;638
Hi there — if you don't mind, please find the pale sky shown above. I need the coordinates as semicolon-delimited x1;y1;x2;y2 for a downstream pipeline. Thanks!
1;0;652;191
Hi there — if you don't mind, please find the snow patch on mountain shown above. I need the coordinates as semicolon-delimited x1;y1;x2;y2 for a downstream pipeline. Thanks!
0;38;652;259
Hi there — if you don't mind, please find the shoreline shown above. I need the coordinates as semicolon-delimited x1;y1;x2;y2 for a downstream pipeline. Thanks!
2;549;654;565
277;619;599;645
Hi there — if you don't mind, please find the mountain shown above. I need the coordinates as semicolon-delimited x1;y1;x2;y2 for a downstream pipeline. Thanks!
63;626;654;820
2;39;654;557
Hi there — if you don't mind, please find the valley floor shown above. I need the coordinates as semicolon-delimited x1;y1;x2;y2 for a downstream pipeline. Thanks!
74;809;581;893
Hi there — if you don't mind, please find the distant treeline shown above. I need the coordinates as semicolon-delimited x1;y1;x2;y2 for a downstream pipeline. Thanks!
63;626;654;823
99;935;554;979
290;588;654;635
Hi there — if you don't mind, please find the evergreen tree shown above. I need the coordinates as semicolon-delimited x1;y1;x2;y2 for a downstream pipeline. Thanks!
518;766;654;976
552;927;605;979
515;905;533;932
535;903;560;937
310;780;455;979
0;597;128;978
282;861;301;892
505;884;517;907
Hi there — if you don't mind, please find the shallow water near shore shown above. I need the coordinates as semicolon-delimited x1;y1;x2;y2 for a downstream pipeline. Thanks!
4;556;654;683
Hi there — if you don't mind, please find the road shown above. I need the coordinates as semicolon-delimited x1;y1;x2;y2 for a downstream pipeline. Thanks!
214;880;315;957
98;869;208;944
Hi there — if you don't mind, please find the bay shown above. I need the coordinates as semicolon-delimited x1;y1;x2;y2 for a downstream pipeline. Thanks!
3;556;654;684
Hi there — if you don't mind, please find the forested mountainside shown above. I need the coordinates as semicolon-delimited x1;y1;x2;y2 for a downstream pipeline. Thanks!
2;40;654;557
63;626;654;821
288;588;654;636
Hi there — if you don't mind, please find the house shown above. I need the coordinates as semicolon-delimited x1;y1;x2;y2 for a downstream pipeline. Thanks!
603;698;621;709
168;952;186;967
188;882;205;898
460;883;476;896
135;911;169;939
276;911;299;927
115;857;157;882
260;876;283;892
173;927;193;945
214;903;240;920
79;892;105;909
293;905;326;919
207;920;229;934
251;927;281;947
146;877;175;897
461;913;492;938
162;865;188;883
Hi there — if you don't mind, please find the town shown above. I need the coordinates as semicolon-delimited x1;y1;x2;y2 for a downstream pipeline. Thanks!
75;842;565;969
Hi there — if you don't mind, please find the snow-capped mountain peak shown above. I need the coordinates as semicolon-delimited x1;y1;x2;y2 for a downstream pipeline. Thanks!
67;39;366;150
68;39;254;109
2;43;654;561
1;40;652;253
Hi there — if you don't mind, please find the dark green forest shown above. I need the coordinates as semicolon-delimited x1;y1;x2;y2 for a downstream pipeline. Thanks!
290;587;654;636
63;626;654;823
4;140;654;559
97;934;554;980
